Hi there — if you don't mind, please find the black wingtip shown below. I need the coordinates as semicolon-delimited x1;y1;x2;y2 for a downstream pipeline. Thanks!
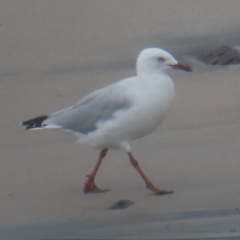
21;115;48;130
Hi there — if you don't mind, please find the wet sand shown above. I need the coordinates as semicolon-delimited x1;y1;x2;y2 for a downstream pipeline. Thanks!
1;1;240;239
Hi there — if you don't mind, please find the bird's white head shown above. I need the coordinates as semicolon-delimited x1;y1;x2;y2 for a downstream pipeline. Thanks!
136;48;192;76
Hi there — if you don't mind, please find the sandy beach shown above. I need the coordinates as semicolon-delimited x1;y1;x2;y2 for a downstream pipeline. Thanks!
1;0;240;239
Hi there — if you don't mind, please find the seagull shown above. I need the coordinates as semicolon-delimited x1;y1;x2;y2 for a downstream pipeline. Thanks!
21;48;192;195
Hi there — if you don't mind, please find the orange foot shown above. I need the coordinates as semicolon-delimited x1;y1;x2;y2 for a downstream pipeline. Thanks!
147;182;174;195
83;177;109;193
154;190;174;195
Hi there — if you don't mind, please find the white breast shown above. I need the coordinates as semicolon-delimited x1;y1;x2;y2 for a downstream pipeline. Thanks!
82;74;175;149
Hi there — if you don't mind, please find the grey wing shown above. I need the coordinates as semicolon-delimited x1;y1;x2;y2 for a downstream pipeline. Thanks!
43;84;131;134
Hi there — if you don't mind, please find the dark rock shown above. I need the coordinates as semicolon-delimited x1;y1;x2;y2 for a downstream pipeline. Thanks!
199;45;240;65
108;199;134;210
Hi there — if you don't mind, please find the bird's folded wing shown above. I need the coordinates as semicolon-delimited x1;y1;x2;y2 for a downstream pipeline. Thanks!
44;84;132;134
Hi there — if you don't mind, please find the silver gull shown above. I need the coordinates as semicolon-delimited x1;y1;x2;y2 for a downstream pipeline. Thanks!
21;48;192;195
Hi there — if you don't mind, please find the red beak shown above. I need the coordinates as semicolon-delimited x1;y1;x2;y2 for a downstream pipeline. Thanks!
169;63;192;72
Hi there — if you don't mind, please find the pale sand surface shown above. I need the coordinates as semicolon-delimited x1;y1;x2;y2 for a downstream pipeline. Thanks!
1;1;240;239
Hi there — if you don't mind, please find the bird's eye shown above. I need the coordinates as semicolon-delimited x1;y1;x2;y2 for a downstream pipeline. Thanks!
157;57;165;62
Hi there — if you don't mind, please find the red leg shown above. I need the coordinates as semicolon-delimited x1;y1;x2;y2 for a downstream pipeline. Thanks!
128;152;173;195
83;148;109;193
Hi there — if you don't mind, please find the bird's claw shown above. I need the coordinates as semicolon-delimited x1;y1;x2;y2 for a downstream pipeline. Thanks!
147;182;173;195
83;177;109;193
154;190;174;195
